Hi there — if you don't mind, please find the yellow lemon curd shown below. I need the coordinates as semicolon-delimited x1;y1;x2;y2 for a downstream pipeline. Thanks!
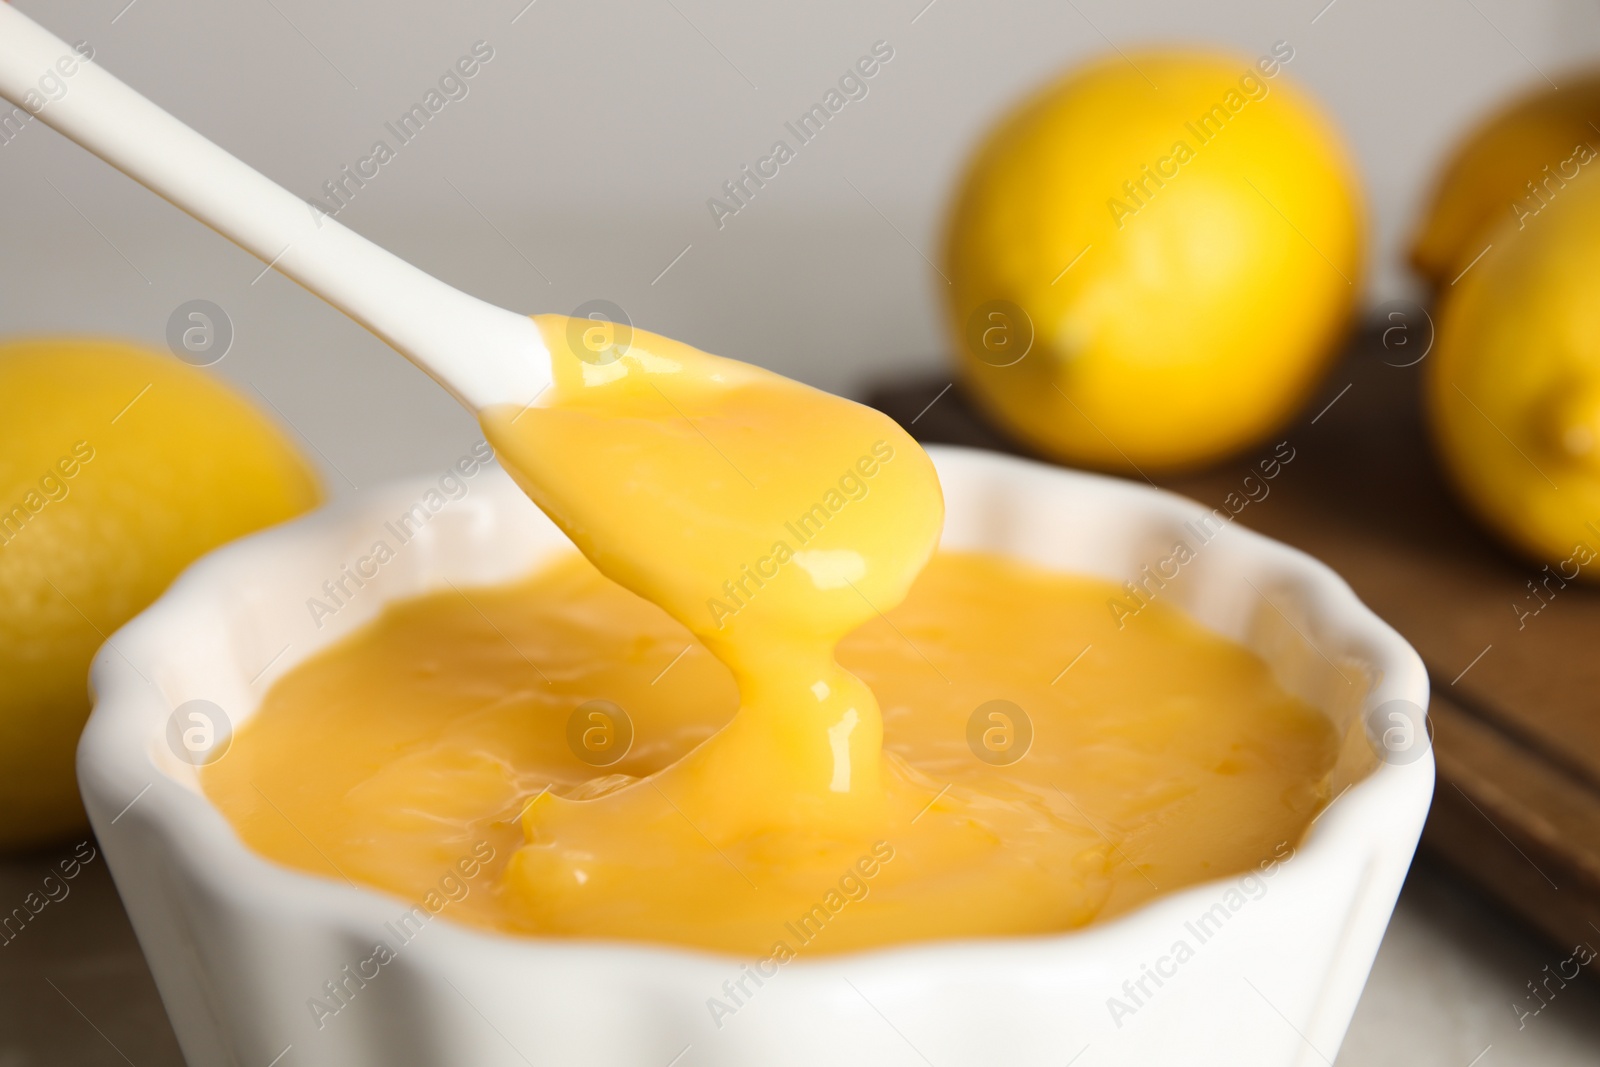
204;316;1337;955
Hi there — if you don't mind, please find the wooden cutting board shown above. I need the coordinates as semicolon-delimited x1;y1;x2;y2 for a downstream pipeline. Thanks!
868;326;1600;954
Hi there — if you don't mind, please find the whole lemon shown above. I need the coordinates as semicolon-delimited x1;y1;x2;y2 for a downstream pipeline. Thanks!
944;48;1364;473
1427;172;1600;576
0;339;321;851
1410;71;1600;288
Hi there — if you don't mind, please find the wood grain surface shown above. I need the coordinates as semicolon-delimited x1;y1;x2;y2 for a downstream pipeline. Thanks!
867;325;1600;956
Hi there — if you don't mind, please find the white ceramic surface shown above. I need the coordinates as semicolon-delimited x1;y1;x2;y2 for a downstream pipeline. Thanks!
78;446;1434;1067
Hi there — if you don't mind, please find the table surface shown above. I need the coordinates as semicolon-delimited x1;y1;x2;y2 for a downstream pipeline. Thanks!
0;844;1596;1065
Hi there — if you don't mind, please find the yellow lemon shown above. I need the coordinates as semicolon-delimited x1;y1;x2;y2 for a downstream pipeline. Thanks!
1427;171;1600;576
944;48;1364;473
0;339;321;851
1410;71;1600;288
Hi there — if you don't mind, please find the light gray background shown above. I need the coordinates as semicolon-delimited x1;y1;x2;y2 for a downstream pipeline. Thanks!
2;0;1598;1063
4;0;1600;483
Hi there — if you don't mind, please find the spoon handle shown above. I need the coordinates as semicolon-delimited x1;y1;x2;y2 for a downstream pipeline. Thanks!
0;4;547;411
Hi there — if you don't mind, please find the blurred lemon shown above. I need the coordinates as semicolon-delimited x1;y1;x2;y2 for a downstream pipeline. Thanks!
1410;72;1600;288
1427;173;1600;575
944;48;1364;473
1;338;321;851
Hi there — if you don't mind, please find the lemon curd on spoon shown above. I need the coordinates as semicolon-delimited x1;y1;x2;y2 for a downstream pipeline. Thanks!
204;316;1339;955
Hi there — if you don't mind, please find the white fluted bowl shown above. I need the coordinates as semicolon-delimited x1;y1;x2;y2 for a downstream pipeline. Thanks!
79;445;1433;1067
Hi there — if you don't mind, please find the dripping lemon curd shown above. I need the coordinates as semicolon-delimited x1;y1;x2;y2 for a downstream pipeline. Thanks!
203;316;1340;956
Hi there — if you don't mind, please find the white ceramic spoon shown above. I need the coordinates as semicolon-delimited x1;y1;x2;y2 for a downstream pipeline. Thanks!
0;3;550;412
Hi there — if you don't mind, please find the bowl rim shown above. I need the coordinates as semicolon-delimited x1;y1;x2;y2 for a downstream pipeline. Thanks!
79;443;1435;973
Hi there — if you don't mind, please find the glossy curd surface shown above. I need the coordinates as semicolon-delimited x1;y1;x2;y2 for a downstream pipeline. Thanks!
205;550;1337;955
205;315;1337;955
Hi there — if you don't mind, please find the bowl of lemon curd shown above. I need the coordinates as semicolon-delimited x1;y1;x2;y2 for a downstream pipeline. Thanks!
78;316;1431;1066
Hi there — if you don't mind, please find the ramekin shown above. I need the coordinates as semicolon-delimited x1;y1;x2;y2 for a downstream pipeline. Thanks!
79;445;1433;1066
